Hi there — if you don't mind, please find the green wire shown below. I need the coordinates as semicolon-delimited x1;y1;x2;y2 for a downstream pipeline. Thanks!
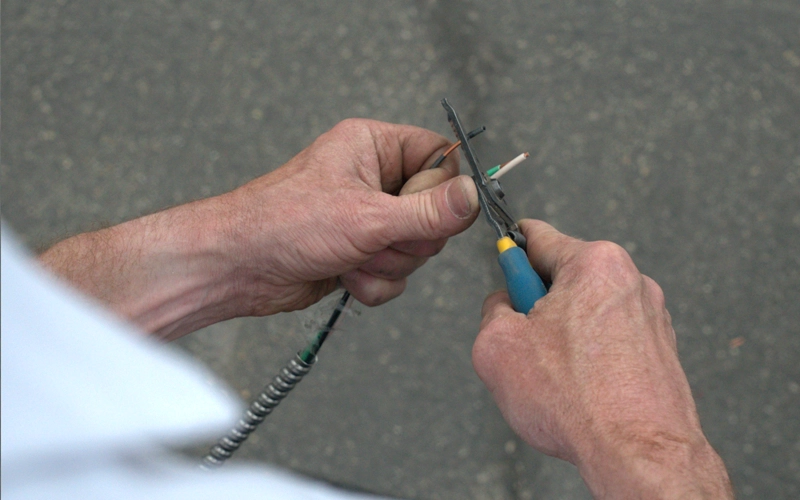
298;291;351;364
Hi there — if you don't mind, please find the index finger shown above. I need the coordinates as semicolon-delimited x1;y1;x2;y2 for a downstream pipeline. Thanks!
480;290;518;329
519;219;585;284
329;119;457;194
397;161;458;197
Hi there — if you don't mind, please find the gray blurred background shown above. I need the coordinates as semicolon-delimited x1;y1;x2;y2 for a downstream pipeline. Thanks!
2;1;799;498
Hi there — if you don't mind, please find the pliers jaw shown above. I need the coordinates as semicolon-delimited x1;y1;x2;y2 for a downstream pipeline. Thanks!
440;98;527;251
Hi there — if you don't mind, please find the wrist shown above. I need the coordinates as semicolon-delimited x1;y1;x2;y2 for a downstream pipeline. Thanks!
127;197;245;339
40;196;244;340
576;426;732;499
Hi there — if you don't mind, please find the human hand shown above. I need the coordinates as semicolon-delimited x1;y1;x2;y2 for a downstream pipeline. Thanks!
40;119;478;340
212;119;480;314
473;220;732;499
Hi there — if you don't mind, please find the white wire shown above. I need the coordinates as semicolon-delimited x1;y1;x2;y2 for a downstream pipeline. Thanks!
490;152;529;180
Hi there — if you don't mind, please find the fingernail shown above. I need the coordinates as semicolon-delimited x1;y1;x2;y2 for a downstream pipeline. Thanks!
446;177;473;219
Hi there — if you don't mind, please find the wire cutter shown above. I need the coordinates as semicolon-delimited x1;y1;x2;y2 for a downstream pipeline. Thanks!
440;98;547;313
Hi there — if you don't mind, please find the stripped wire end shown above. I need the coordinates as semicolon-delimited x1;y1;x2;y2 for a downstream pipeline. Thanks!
489;152;529;180
429;125;486;169
430;141;462;169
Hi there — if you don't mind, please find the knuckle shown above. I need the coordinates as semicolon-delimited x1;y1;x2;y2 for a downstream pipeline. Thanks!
331;118;385;155
333;117;370;135
346;192;395;249
363;265;396;280
359;293;383;307
362;277;406;307
367;255;426;281
472;316;523;383
583;240;630;266
642;275;666;309
472;325;502;373
424;239;448;257
336;119;395;168
576;240;640;289
355;294;379;307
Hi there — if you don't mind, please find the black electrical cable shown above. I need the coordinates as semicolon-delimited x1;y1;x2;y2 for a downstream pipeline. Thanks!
201;291;352;470
299;291;351;364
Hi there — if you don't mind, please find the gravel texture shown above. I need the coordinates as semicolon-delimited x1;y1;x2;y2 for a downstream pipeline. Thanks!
3;1;798;497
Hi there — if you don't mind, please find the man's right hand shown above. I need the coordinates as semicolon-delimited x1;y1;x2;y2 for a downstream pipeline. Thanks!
473;220;733;499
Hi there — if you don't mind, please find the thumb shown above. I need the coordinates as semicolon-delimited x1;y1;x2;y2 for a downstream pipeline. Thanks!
388;175;479;242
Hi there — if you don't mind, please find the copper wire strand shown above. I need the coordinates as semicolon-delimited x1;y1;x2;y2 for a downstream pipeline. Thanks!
442;140;462;157
430;126;485;170
429;140;461;170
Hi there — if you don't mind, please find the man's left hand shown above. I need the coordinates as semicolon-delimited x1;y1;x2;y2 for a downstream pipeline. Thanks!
41;119;479;340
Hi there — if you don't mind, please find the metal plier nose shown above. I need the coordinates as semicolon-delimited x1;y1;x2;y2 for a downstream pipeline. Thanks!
439;98;547;313
440;98;527;250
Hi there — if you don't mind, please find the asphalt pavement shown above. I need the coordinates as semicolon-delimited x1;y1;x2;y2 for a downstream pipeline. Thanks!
2;1;799;498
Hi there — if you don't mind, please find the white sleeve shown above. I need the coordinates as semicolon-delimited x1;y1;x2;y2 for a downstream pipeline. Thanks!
1;223;394;500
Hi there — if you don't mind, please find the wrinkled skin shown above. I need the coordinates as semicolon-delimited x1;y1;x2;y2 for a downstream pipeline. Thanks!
220;118;480;314
41;119;479;339
474;219;732;499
